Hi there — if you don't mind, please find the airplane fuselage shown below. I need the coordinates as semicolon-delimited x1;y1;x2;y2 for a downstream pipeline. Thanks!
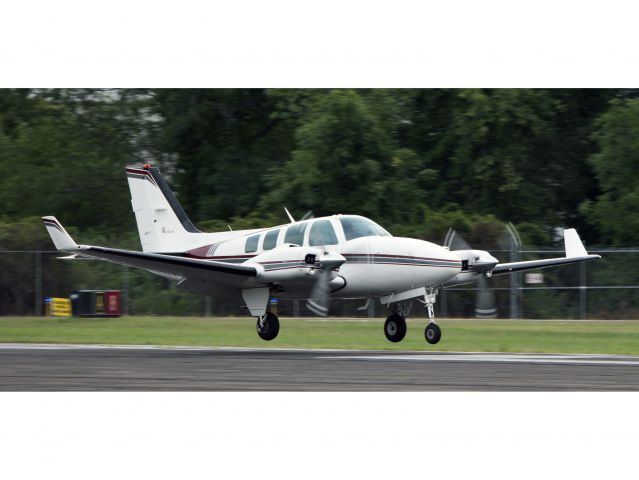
183;214;462;299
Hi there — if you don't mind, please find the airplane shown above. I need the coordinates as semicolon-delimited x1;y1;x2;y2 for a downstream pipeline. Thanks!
42;164;601;345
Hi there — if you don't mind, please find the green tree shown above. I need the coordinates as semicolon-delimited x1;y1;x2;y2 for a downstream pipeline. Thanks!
154;89;293;223
400;89;612;233
582;98;639;245
0;89;153;233
260;89;395;220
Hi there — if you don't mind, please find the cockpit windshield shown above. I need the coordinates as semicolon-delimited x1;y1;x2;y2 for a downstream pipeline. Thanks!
339;216;391;241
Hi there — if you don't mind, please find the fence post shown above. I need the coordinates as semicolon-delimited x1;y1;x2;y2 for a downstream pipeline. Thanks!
34;251;42;316
367;298;375;318
204;295;212;317
441;289;448;318
580;260;587;320
507;222;521;319
122;266;130;316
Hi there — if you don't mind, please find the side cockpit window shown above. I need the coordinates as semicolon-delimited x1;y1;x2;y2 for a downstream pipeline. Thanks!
245;234;260;253
309;220;338;246
284;222;307;246
339;216;390;241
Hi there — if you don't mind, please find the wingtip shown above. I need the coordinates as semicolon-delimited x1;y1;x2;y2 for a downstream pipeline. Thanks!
42;216;79;250
564;228;589;258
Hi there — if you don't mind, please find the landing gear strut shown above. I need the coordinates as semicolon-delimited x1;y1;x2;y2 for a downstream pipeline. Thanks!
256;312;280;341
384;313;407;342
422;288;441;345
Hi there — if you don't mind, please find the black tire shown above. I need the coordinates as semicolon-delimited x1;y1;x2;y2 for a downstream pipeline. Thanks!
256;312;280;341
424;323;441;344
384;314;407;342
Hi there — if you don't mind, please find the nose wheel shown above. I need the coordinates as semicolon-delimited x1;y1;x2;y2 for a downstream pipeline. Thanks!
425;323;441;344
256;312;280;341
422;288;442;345
384;313;407;342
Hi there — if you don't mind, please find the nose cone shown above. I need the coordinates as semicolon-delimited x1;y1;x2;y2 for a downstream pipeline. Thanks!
473;252;499;273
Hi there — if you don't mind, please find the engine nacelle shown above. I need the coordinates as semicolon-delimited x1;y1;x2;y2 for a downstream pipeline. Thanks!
247;245;327;283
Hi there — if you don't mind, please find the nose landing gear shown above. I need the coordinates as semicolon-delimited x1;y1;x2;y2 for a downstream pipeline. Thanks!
421;288;441;345
425;323;441;344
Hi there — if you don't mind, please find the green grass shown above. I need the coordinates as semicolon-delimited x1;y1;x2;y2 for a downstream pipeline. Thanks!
1;316;639;354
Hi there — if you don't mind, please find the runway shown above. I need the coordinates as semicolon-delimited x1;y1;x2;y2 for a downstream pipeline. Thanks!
1;343;639;391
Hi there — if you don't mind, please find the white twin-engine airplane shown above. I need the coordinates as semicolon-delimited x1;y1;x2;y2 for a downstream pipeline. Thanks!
43;164;601;345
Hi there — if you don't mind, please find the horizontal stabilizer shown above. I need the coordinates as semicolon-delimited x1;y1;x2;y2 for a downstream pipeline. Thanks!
42;216;79;251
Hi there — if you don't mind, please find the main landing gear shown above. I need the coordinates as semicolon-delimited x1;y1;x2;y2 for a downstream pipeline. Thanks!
383;288;442;345
256;312;280;341
384;313;407;342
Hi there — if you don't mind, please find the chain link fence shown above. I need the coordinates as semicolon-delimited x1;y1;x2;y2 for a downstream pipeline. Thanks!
1;248;637;319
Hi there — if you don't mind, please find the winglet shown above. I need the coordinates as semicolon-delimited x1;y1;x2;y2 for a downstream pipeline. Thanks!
42;216;79;251
564;228;588;258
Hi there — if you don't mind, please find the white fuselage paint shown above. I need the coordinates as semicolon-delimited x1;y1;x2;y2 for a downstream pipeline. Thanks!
185;215;462;300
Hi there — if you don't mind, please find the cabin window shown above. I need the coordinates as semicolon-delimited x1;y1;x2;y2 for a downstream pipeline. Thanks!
339;216;391;241
245;234;260;253
284;222;308;246
309;220;338;246
263;229;280;251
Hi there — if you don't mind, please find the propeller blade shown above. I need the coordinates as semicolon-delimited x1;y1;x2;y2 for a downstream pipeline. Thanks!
444;228;472;251
305;251;345;317
475;274;497;318
301;210;315;221
306;269;332;316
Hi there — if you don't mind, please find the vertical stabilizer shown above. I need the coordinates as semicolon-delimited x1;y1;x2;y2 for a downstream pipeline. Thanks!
126;165;202;253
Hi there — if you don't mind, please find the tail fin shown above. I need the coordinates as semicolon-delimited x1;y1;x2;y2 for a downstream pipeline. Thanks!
42;216;79;251
126;165;202;253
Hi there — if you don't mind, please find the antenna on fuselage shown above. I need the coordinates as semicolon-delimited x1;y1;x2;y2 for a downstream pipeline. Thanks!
284;207;295;223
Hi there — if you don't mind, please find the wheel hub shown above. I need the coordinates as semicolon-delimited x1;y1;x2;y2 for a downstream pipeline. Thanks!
387;321;397;335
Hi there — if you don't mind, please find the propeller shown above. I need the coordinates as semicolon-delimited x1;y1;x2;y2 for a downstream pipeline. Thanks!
300;210;315;221
444;228;498;318
305;250;345;316
475;274;497;319
443;228;472;251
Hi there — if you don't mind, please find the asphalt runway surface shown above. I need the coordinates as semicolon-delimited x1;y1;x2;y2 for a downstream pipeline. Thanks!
1;344;639;391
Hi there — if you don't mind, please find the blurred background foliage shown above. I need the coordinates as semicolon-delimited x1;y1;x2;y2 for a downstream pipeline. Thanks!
2;88;639;316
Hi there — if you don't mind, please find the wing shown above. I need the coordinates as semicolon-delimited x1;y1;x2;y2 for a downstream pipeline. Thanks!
42;216;257;290
491;228;600;275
